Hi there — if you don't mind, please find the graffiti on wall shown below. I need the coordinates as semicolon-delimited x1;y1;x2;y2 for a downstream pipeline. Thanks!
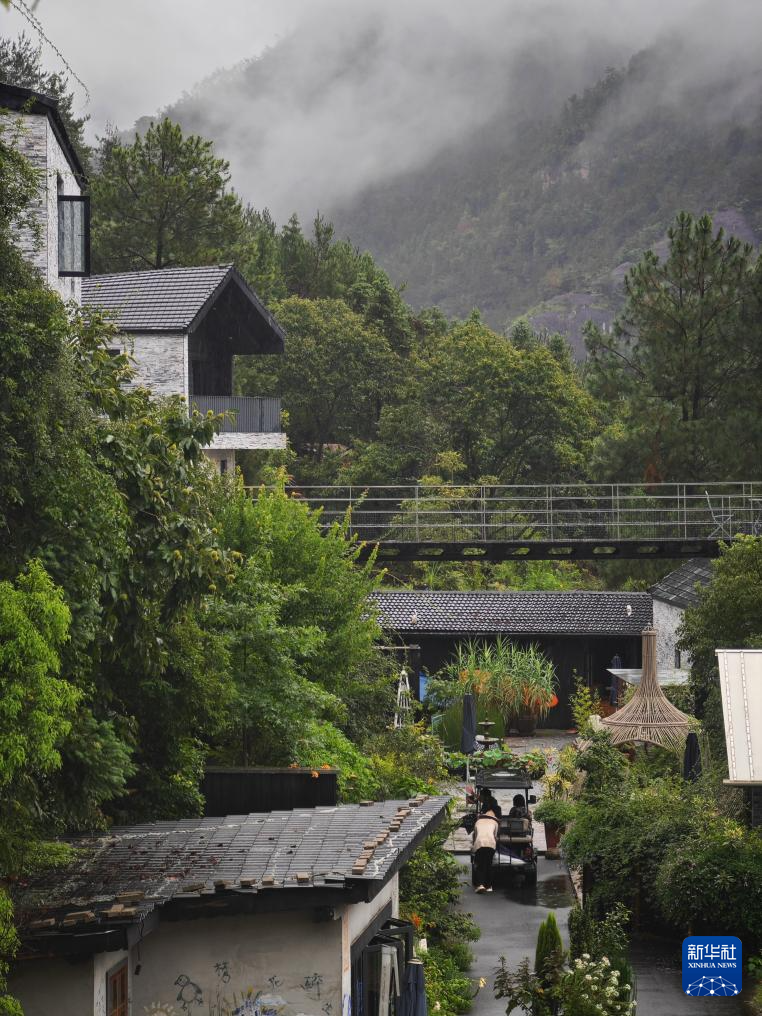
144;961;334;1016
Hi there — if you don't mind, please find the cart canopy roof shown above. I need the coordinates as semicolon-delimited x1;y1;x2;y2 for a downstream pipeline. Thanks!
475;770;534;790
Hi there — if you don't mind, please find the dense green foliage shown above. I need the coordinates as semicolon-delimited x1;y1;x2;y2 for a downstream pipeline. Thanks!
400;829;480;1016
562;733;762;950
680;537;762;759
586;212;762;480
91;118;247;272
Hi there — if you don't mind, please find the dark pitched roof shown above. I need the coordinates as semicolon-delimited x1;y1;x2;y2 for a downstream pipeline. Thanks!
82;265;285;350
371;590;652;636
650;558;713;609
14;797;446;940
0;81;86;184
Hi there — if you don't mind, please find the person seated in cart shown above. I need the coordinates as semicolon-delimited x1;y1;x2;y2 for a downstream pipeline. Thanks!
478;786;502;818
471;805;499;893
508;793;528;819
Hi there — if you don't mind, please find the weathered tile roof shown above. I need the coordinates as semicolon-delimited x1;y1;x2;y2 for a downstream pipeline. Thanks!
14;797;447;935
371;590;652;635
650;558;713;610
83;265;285;347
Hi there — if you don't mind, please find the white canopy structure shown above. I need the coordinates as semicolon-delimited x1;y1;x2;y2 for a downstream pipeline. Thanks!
716;649;762;787
607;667;690;687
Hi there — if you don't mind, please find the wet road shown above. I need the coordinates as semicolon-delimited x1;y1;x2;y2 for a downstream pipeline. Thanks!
457;859;745;1016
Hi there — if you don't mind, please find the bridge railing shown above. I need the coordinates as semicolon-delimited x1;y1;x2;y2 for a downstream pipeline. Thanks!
273;482;762;544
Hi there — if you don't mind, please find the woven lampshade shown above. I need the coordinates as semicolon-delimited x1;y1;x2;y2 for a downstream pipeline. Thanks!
601;627;691;751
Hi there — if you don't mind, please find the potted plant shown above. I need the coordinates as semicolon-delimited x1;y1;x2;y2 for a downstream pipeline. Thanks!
513;645;558;736
533;798;577;850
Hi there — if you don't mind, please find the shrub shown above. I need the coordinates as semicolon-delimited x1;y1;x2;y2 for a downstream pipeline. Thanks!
533;798;577;827
365;723;449;798
535;912;563;981
570;675;600;733
294;720;379;802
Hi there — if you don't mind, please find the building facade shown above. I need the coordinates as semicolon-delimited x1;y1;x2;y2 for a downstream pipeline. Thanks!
371;589;652;727
10;798;445;1016
1;81;89;302
650;559;712;670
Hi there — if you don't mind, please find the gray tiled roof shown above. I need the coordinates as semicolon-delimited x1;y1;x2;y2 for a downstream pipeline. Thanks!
83;264;232;331
650;558;713;609
82;265;285;347
371;590;652;635
15;797;447;934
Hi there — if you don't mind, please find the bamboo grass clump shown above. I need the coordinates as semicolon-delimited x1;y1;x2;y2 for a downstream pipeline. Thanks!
601;627;690;751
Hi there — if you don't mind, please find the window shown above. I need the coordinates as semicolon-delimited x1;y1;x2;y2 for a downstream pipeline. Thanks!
219;458;228;475
351;913;414;1016
58;195;90;277
674;648;681;668
107;960;128;1016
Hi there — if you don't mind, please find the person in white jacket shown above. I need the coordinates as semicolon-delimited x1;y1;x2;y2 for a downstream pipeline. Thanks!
471;808;499;892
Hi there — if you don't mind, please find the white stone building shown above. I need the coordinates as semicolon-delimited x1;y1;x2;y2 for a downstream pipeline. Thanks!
650;558;713;670
1;81;89;302
10;797;445;1016
83;265;287;474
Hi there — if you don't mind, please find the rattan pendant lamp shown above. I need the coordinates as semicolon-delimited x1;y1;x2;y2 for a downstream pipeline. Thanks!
601;627;691;751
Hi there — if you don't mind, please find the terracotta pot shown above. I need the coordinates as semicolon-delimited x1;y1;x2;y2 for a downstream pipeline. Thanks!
544;822;564;850
516;713;538;736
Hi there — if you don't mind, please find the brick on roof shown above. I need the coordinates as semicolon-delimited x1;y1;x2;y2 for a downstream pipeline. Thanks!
371;590;652;635
14;797;447;934
82;265;284;344
650;559;713;610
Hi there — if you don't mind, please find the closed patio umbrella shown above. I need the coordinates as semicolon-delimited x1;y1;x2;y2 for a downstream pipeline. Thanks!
400;959;428;1016
461;693;477;755
683;731;702;781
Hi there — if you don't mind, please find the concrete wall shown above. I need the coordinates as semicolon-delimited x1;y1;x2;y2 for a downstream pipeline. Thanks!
653;598;690;668
1;110;82;303
204;448;237;475
8;954;95;1016
10;884;400;1016
118;332;189;398
132;911;343;1016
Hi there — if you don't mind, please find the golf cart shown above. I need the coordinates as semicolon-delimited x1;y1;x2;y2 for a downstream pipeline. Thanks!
463;770;538;885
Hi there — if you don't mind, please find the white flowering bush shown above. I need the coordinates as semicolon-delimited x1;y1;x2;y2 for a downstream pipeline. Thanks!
557;954;635;1016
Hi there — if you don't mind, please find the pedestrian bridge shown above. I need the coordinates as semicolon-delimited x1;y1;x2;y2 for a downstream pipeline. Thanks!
274;482;762;562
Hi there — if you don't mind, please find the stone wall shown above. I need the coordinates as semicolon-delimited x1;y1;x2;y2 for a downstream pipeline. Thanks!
653;598;691;669
1;110;82;303
119;332;189;398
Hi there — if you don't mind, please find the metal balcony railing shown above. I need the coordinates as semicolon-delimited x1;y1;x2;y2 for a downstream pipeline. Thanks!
190;395;281;433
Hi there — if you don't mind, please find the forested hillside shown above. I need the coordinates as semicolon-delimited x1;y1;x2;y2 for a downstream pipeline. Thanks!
331;47;762;344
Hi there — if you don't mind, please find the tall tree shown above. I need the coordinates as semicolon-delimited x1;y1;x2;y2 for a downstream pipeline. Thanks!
585;212;762;481
90;118;247;272
237;296;399;469
419;313;597;482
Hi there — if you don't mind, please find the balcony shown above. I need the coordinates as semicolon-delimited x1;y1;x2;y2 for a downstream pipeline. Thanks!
190;395;281;433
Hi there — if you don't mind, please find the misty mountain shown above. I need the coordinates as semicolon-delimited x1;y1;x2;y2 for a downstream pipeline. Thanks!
329;48;762;348
160;3;762;349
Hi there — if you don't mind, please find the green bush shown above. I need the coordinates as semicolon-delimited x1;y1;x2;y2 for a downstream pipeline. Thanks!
535;911;563;981
294;720;380;802
365;723;449;798
533;798;577;826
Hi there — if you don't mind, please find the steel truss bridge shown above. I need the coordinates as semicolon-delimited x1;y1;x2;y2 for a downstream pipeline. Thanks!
270;482;762;562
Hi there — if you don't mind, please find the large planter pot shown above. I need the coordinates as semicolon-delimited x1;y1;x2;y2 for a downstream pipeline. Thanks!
516;713;538;736
544;822;564;850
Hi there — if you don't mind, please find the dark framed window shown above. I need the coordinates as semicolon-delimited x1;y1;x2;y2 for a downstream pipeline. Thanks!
58;194;91;277
106;959;128;1016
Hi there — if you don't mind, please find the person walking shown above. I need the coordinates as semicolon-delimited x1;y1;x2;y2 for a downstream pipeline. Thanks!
471;806;499;893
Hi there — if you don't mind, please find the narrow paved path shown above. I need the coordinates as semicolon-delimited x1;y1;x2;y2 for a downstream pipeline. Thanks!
457;860;745;1016
457;857;574;1016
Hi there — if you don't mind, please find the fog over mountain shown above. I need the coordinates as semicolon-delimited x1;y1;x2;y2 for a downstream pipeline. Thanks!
163;0;762;223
